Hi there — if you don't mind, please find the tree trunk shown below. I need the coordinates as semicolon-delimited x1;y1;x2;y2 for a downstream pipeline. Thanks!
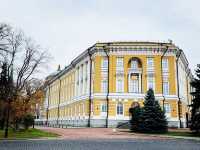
4;101;10;138
0;104;6;130
0;118;5;130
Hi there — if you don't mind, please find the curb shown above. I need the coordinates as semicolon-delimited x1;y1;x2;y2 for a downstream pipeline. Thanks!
139;134;200;141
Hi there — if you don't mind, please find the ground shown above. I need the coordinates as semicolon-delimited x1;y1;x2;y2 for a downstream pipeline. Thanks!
0;127;199;150
36;126;169;140
0;128;58;139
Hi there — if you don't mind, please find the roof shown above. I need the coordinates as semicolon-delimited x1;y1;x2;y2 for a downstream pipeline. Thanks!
44;41;190;87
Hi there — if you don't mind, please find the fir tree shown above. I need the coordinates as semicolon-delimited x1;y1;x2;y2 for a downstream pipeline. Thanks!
139;89;168;133
190;65;200;133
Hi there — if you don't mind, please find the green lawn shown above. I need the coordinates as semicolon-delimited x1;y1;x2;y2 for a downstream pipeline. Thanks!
162;131;200;137
126;129;200;138
136;131;200;138
0;128;59;139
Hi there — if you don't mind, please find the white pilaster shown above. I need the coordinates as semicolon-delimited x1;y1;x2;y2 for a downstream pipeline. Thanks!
87;61;90;94
139;74;142;93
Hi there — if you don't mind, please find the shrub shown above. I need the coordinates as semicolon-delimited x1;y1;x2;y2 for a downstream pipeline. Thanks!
129;106;143;131
22;114;34;130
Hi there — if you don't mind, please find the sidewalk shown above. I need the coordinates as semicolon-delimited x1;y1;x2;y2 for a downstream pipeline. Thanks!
36;126;169;140
37;126;200;141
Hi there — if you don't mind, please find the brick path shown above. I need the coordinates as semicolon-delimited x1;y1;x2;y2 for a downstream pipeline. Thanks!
37;126;170;140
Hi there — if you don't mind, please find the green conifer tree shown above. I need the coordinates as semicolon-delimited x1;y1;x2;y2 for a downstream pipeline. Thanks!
139;89;168;133
190;65;200;133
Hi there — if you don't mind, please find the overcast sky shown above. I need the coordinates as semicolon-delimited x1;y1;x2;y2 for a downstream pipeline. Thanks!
0;0;199;77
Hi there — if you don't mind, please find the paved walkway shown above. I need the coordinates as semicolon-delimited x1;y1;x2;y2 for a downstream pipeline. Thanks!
36;126;170;140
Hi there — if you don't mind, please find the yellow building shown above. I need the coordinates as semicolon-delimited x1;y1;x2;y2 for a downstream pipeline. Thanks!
37;41;193;128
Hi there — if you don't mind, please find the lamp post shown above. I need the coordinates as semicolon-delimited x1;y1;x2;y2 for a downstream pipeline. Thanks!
176;49;182;128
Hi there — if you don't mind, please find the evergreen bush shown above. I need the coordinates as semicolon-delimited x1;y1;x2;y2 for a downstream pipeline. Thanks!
140;89;168;133
190;65;200;133
22;114;34;130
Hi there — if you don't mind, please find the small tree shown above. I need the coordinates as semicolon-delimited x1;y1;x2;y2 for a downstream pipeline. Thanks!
190;65;200;133
140;89;168;133
129;105;143;131
22;114;34;130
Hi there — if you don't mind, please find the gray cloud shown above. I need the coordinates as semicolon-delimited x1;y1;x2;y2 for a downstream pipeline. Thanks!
0;0;199;77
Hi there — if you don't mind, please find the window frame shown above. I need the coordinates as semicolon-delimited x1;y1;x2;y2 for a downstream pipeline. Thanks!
163;81;169;95
162;58;169;72
147;57;154;71
101;79;108;93
101;57;108;69
116;102;124;116
147;76;155;91
116;57;124;71
164;103;171;114
116;78;124;93
131;60;138;69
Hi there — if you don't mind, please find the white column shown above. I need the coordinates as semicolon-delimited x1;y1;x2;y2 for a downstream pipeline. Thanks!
81;65;84;95
74;69;77;97
128;73;131;93
84;61;88;94
87;60;91;94
78;66;81;96
75;68;78;97
82;64;85;95
139;74;142;93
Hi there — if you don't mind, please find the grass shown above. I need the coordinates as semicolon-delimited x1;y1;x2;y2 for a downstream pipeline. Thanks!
134;131;200;138
162;131;200;137
125;129;200;138
0;128;59;139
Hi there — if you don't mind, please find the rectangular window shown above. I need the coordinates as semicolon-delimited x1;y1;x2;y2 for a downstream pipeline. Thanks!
162;58;168;72
101;103;107;112
117;102;123;115
116;57;124;71
129;75;139;93
116;78;124;92
101;79;108;93
132;79;139;93
101;57;108;69
164;103;171;113
147;57;154;71
147;76;155;91
163;81;169;95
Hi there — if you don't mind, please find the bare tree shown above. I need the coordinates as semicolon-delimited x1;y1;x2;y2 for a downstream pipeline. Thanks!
0;23;51;137
22;78;43;113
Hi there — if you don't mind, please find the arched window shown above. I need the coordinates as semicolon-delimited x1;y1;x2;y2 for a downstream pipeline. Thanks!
117;102;123;115
131;102;140;108
131;60;138;69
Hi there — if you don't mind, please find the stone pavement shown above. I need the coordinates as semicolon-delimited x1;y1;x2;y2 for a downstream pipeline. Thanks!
36;126;170;140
